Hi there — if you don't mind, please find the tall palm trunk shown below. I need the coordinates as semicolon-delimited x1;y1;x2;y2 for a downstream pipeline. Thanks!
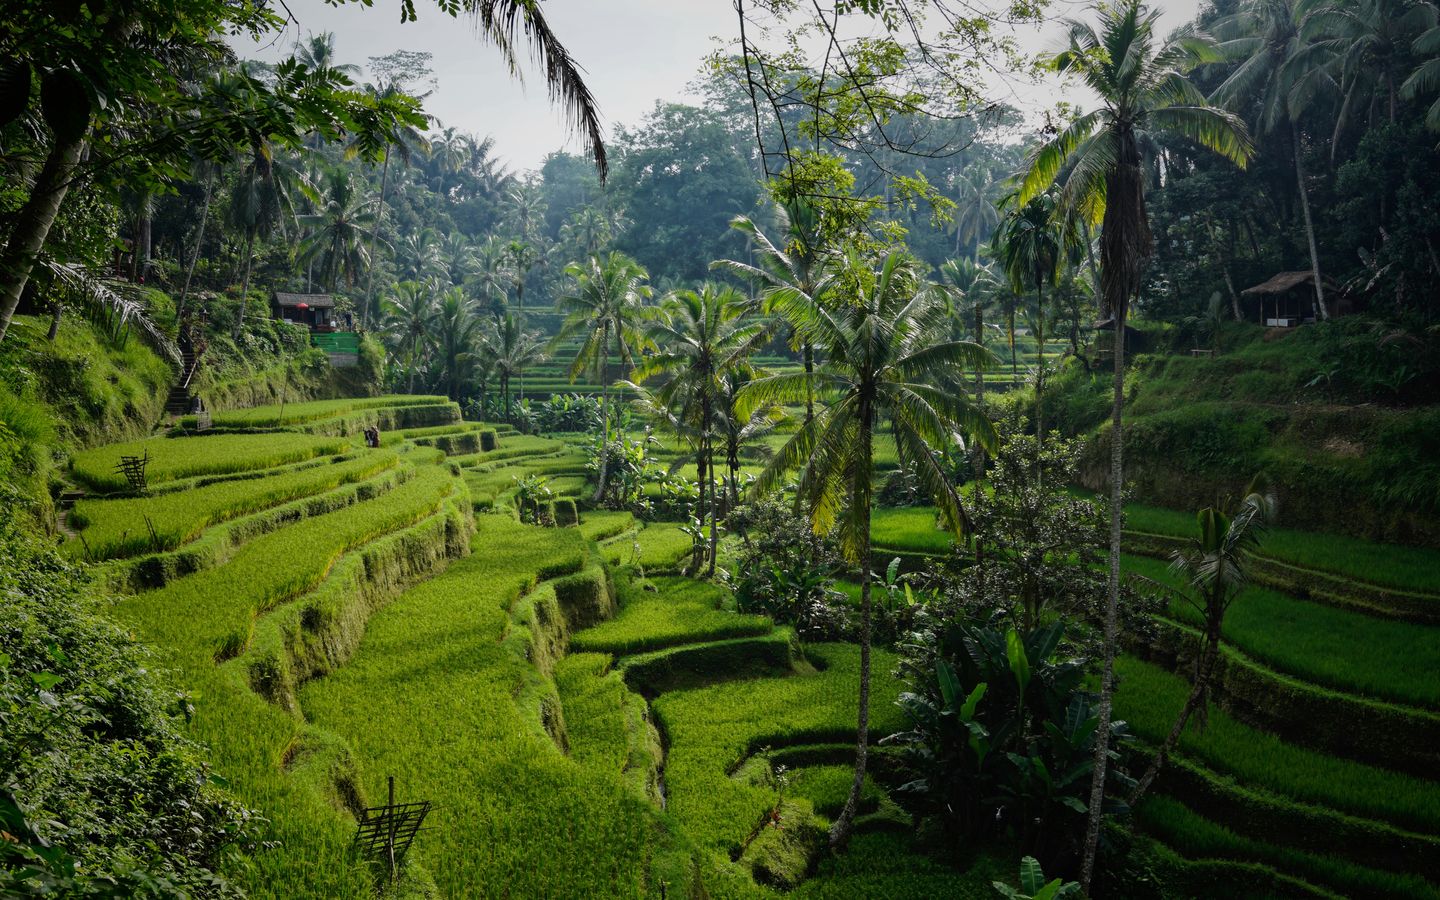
235;231;256;340
592;324;612;504
831;394;874;850
364;145;392;330
1082;126;1150;891
706;399;719;576
1128;602;1222;805
803;341;815;426
1292;128;1328;321
1034;283;1045;460
973;302;987;476
178;171;215;323
0;134;87;345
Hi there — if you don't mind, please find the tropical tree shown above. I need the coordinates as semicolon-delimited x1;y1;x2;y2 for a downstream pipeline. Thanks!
555;251;652;502
632;284;768;574
1211;0;1335;319
1128;484;1274;804
297;169;375;292
359;79;431;328
227;138;307;337
469;236;513;318
383;281;436;393
714;199;831;428
1302;0;1437;138
1402;17;1440;129
949;169;1002;259
506;239;540;318
433;286;482;401
742;249;997;850
1016;1;1253;886
489;312;548;417
994;189;1076;447
294;31;360;79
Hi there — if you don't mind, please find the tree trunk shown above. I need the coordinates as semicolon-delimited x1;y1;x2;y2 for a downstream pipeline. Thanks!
137;194;152;283
364;146;392;330
178;172;215;324
803;341;815;427
1034;284;1045;462
1128;617;1221;805
1080;304;1127;894
707;435;719;576
235;231;255;340
592;329;611;504
1292;129;1328;321
973;302;987;476
830;396;874;851
0;133;87;345
47;298;62;341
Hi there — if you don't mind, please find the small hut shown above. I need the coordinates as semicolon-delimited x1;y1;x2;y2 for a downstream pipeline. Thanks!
271;292;340;331
1240;272;1337;327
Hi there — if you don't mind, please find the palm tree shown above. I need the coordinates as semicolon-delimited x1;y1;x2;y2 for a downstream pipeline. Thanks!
505;239;540;318
1128;484;1274;804
490;312;548;417
383;281;436;393
469;236;513;318
742;249;997;851
994;188;1076;446
555;252;651;502
561;206;611;255
430;125;469;197
1016;2;1253;886
294;31;360;79
298;170;376;293
949;169;1002;259
440;232;476;285
632;284;768;573
227;138;307;338
506;183;546;240
718;365;782;510
358;80;431;328
714;198;830;428
1211;0;1335;319
1402;18;1440;130
1302;0;1437;138
433;286;482;401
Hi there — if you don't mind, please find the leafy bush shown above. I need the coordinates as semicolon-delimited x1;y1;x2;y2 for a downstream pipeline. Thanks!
0;498;256;895
886;617;1133;876
724;496;850;640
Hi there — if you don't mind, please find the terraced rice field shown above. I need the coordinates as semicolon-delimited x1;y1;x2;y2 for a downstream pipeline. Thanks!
92;395;1013;896
856;496;1440;899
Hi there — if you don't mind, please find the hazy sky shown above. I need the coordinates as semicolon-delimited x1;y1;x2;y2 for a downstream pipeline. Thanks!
236;0;1205;173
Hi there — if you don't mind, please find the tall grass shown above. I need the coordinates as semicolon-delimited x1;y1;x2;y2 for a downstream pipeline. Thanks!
1125;554;1440;708
571;577;772;655
191;395;450;428
1115;656;1440;833
1126;501;1440;596
1137;796;1437;900
70;433;350;492
69;451;397;559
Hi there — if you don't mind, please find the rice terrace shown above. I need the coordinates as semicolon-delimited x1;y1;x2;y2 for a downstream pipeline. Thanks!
3;0;1440;897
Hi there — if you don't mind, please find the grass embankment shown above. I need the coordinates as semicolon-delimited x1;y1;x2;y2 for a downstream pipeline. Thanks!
572;577;772;655
69;450;397;559
182;395;450;429
601;521;695;571
300;516;662;896
1127;500;1440;597
70;433;352;492
1116;656;1440;836
1126;554;1440;708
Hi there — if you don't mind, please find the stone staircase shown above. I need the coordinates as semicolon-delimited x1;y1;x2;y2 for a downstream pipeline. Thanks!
166;347;201;416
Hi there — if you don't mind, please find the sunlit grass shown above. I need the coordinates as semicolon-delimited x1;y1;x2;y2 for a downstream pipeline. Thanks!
70;433;351;492
572;577;771;655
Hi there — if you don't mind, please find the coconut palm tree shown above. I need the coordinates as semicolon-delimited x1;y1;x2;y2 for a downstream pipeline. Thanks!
949;169;1002;259
227;138;307;338
1302;0;1437;138
555;251;652;502
298;169;376;293
432;286;482;401
1128;483;1275;804
1211;0;1335;319
1016;2;1253;885
994;188;1077;446
505;239;540;319
632;284;769;574
742;249;997;850
383;281;436;393
469;236;513;318
430;125;469;198
713;198;830;428
358;80;431;328
294;31;360;78
490;312;548;417
1402;18;1440;130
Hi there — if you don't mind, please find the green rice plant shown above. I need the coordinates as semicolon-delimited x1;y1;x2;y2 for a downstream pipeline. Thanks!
1136;795;1438;899
1124;554;1440;708
554;652;663;802
870;507;953;555
183;395;451;429
116;465;458;661
602;522;694;571
299;528;661;897
1114;656;1440;834
448;435;565;468
70;433;352;492
1126;501;1440;597
69;451;398;560
579;510;634;542
571;577;772;655
653;643;907;860
790;832;1006;898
